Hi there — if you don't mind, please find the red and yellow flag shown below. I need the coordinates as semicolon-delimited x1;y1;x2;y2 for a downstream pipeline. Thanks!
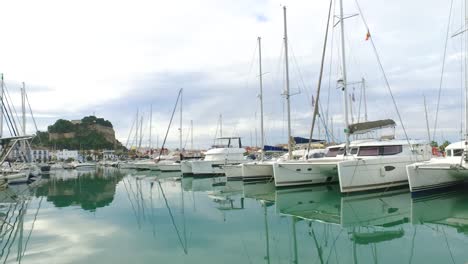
365;30;371;41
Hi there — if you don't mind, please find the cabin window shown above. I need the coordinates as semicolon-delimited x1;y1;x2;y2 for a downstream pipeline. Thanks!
358;146;379;156
446;149;452;157
325;148;340;157
453;149;463;156
381;145;403;155
350;148;358;155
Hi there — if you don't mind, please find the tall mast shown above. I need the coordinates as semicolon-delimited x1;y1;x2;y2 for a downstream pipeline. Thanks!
258;37;265;161
283;6;293;160
138;116;143;150
465;0;468;152
0;74;3;138
180;89;183;153
22;82;26;135
339;0;350;151
220;114;223;138
362;78;368;122
149;104;152;151
135;109;139;151
190;120;193;151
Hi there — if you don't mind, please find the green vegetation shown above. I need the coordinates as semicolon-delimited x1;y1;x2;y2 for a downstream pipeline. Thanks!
48;119;75;133
33;116;124;151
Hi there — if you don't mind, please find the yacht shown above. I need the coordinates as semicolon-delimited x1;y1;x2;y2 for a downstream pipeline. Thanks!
337;138;431;193
273;145;342;187
186;137;246;176
406;141;468;192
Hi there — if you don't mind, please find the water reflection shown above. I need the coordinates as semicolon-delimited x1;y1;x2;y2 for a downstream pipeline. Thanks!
35;167;125;211
0;170;467;263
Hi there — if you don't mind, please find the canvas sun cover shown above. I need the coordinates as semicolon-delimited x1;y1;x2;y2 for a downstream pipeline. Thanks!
347;119;396;134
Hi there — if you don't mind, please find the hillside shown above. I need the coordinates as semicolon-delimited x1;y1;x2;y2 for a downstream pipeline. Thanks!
33;116;124;150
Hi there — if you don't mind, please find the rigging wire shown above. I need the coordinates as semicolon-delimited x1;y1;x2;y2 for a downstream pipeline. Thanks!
433;0;455;142
353;0;413;149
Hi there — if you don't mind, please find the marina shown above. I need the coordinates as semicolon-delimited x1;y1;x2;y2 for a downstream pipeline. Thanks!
0;0;468;262
0;169;466;263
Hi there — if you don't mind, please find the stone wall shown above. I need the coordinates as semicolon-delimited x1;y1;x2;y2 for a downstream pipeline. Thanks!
49;132;76;141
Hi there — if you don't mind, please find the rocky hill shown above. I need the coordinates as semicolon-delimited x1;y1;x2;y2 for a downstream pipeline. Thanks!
33;116;124;150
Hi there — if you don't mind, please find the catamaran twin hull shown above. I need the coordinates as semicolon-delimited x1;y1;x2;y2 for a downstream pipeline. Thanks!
273;161;339;187
337;157;415;193
241;162;274;182
406;162;468;193
189;160;245;176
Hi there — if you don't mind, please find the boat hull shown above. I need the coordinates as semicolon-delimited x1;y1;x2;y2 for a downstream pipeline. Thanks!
273;161;339;187
337;157;412;193
158;163;181;172
191;160;244;176
406;162;467;193
224;164;243;181
242;162;274;182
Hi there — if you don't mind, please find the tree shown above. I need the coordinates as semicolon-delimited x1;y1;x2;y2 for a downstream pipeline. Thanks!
439;140;451;151
430;141;438;147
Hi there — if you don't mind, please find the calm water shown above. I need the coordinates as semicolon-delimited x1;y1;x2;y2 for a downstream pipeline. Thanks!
0;168;467;263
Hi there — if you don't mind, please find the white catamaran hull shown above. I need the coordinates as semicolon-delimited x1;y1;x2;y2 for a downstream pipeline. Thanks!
181;161;193;175
337;157;412;193
273;161;339;187
406;162;467;192
191;160;245;176
158;163;181;172
242;162;274;182
224;164;243;180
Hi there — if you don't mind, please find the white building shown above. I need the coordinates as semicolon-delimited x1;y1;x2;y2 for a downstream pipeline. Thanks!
102;150;116;160
55;149;79;161
31;149;50;162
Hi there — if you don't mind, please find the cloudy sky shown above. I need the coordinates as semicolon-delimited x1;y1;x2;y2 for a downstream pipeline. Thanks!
0;0;464;149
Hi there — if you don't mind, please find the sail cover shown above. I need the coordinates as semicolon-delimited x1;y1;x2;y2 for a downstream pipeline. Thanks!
347;119;396;134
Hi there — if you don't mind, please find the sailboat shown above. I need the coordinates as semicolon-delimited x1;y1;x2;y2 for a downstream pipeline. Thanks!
406;2;468;192
275;0;432;193
224;36;276;181
159;89;184;172
406;0;468;193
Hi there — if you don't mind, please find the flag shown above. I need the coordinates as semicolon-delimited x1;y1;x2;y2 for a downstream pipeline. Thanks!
365;30;371;41
311;95;315;107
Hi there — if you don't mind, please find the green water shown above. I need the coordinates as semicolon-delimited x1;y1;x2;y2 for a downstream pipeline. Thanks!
1;168;467;263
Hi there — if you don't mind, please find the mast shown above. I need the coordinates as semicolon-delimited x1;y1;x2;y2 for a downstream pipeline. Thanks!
149;104;152;151
190;120;193;151
180;88;183;153
138;116;143;150
423;95;431;143
339;0;350;152
219;114;223;138
283;6;293;160
135;109;139;151
258;37;265;161
22;82;26;135
0;74;3;138
362;78;368;122
465;0;468;153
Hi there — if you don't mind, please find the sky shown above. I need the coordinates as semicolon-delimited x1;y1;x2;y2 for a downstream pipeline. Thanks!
0;0;465;149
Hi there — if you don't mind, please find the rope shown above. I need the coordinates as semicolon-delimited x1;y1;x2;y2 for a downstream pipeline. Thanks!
354;0;413;150
433;0;455;142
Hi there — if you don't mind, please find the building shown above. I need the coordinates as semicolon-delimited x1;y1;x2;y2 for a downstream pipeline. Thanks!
31;149;50;162
54;149;79;161
102;150;116;160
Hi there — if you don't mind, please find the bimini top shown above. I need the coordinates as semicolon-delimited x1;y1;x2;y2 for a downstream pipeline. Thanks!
347;119;396;135
445;141;467;150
